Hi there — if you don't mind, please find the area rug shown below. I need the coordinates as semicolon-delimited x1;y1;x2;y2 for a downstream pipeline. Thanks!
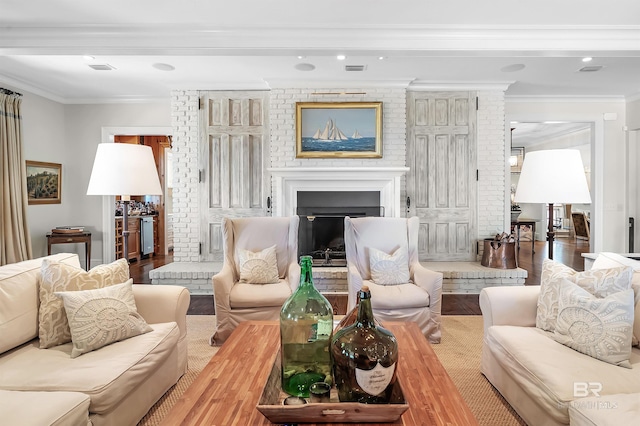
138;315;525;425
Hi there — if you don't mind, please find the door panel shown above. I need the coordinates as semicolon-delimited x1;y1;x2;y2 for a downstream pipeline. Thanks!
407;91;477;261
199;91;270;261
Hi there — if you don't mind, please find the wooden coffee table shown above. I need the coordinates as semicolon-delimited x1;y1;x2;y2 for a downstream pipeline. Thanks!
161;321;478;425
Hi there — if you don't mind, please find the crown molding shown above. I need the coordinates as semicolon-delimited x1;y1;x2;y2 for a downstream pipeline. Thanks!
2;25;640;55
506;95;626;103
265;78;413;89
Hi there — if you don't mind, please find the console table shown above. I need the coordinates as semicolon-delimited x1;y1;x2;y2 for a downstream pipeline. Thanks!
511;219;536;253
46;232;91;270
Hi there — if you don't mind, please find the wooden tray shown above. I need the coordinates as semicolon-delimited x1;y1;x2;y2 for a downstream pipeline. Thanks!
257;352;408;424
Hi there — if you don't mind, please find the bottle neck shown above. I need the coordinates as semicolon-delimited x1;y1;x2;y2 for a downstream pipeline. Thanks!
299;256;314;289
356;290;375;327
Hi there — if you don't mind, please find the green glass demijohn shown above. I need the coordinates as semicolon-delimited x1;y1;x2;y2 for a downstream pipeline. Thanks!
280;255;334;397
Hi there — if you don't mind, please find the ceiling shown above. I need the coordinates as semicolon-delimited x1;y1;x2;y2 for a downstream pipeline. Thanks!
1;0;640;104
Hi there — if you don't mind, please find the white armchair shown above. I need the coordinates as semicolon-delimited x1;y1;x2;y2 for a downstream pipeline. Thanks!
210;216;300;345
344;216;443;343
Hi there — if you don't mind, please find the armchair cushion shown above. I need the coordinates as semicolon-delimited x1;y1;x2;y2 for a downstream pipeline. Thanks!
229;280;292;309
238;245;279;284
369;246;410;285
367;281;429;310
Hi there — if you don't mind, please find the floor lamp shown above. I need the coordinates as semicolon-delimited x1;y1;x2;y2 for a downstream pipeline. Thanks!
87;143;162;262
514;149;591;260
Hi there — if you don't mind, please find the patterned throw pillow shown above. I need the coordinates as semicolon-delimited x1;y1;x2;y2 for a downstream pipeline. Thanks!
536;259;633;332
553;279;634;368
238;245;280;284
39;258;130;348
369;246;411;285
55;280;152;358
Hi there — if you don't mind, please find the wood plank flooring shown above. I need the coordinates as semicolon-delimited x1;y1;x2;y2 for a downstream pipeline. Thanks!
129;237;590;315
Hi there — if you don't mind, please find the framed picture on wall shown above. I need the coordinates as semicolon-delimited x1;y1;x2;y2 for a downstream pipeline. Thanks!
26;160;62;204
295;102;383;158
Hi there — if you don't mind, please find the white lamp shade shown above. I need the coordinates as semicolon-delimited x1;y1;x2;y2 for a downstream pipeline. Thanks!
87;143;162;196
514;149;591;204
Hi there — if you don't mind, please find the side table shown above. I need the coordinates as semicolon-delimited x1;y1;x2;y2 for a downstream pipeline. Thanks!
46;232;91;270
511;220;536;254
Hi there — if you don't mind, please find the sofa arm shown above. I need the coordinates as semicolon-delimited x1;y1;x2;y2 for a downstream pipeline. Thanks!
479;285;539;335
412;263;443;316
346;264;364;311
133;285;190;341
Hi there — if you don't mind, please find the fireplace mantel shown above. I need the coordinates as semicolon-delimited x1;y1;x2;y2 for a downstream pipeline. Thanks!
268;167;409;218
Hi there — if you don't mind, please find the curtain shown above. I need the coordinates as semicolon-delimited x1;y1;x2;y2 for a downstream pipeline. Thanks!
0;89;32;264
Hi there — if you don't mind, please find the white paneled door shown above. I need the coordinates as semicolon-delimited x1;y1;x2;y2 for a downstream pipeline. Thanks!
406;91;477;261
199;91;270;261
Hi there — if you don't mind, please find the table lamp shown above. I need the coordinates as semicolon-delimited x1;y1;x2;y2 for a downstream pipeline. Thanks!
87;143;162;262
514;149;591;260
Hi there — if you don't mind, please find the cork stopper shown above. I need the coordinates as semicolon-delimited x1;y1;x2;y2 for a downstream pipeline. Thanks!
361;285;369;292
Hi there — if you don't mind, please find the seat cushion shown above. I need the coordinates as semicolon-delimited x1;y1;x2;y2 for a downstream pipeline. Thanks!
0;322;179;414
229;279;292;309
485;325;640;424
366;280;429;310
569;393;640;426
0;389;90;426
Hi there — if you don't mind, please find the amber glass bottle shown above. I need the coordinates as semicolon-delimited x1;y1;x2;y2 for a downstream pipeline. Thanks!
280;256;333;397
331;285;398;403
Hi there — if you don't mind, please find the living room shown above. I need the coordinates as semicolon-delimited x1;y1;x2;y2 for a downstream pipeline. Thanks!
2;1;640;425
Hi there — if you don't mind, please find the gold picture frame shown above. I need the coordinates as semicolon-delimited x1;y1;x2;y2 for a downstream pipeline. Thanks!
296;102;383;158
26;160;62;204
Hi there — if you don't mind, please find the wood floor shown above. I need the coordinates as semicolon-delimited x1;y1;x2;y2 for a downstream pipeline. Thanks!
129;237;591;315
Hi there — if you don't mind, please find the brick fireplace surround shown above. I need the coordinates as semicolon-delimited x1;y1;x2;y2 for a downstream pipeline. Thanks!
150;87;527;294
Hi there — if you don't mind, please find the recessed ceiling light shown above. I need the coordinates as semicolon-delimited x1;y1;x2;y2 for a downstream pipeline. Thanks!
501;64;526;73
83;55;95;61
582;57;593;62
297;55;306;59
336;55;346;61
152;63;175;71
378;56;386;60
295;63;315;71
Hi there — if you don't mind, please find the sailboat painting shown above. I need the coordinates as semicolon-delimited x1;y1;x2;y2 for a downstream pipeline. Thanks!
296;102;383;158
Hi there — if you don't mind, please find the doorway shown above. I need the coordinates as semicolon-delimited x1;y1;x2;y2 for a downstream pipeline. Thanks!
99;126;172;264
510;121;594;254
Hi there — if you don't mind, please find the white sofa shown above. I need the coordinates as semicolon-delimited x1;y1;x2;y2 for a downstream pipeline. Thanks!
480;252;640;426
0;253;190;426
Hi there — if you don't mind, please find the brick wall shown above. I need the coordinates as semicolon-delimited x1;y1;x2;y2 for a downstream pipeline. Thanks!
170;88;507;261
170;90;200;262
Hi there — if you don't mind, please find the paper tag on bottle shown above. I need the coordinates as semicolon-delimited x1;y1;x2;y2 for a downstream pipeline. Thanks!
355;362;396;396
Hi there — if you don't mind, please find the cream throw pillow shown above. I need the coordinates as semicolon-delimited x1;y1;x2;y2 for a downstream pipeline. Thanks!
55;280;152;358
536;259;633;332
238;245;280;284
553;279;634;368
39;258;130;348
369;246;410;285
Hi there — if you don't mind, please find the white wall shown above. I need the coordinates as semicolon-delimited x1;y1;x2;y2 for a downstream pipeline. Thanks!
507;99;627;252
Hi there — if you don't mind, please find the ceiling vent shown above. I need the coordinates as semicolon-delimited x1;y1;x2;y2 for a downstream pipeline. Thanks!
345;65;367;72
578;65;604;72
88;64;116;71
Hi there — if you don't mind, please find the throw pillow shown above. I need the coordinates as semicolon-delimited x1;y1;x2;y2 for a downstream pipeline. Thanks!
238;245;280;284
55;280;152;358
369;246;411;285
536;259;633;332
38;258;130;348
553;279;634;368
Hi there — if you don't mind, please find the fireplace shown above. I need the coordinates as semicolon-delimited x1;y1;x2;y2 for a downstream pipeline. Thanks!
297;191;382;266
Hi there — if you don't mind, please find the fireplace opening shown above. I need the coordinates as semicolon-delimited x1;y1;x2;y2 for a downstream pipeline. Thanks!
297;191;382;266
